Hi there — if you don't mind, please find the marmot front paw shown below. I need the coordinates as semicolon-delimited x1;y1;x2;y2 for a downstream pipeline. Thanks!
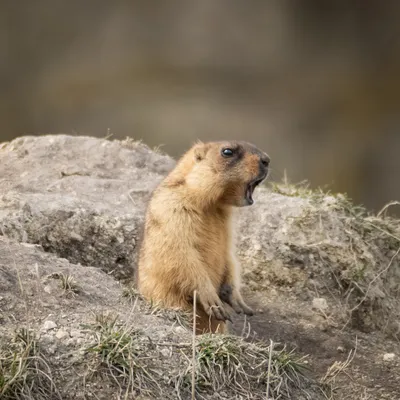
219;283;254;316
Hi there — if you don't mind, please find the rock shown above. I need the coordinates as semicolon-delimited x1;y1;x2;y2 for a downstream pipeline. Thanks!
70;328;84;338
383;353;396;362
55;328;70;340
312;298;329;312
47;344;57;355
42;320;57;331
66;338;77;347
0;135;174;280
0;134;399;400
337;346;345;353
174;326;186;334
160;348;171;358
0;135;399;334
20;242;44;251
43;285;52;294
41;334;56;345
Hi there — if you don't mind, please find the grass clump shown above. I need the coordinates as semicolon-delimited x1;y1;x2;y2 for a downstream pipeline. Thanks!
81;312;319;399
47;272;80;296
122;287;191;329
84;313;160;397
121;286;141;303
59;273;80;295
176;335;313;400
148;304;191;330
316;192;400;327
270;179;317;198
269;178;400;336
269;178;328;204
119;137;143;150
0;328;59;400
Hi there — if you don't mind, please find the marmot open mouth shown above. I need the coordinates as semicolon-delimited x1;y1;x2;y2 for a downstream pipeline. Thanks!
245;176;265;205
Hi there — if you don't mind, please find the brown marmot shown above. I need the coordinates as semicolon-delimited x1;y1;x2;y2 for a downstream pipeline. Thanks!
137;141;269;334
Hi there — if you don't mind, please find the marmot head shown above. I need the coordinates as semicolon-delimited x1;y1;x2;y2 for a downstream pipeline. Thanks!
188;141;270;207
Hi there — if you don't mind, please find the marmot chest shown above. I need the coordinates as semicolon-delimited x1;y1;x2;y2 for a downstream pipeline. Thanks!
194;213;229;281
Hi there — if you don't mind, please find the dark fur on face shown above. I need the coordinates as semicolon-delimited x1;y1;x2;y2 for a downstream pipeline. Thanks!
204;141;270;206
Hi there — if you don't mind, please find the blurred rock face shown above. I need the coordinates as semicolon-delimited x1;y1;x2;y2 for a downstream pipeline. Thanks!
2;1;400;212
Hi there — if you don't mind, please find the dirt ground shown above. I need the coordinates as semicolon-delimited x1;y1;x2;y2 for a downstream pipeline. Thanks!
1;135;399;399
233;291;400;399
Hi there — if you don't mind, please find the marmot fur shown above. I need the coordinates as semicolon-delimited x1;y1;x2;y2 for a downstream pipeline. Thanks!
137;141;269;333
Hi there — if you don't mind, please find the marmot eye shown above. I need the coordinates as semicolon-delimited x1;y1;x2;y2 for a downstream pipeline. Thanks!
221;148;234;157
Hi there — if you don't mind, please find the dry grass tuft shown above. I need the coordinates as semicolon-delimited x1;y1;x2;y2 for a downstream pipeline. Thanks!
79;311;321;399
59;273;80;295
269;179;326;200
119;137;144;150
48;272;80;296
176;335;312;400
320;340;357;399
269;178;400;336
148;305;191;330
0;328;59;400
122;287;191;329
321;347;356;386
83;313;161;397
121;286;141;303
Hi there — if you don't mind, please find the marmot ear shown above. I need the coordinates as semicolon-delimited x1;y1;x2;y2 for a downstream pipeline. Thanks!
193;142;211;162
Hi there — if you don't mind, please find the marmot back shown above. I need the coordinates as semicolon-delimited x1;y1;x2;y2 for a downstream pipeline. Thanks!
137;141;270;334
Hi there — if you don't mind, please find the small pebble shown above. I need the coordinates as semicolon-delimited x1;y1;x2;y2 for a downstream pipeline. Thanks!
160;348;171;358
174;326;186;334
383;353;396;362
337;346;345;353
42;320;57;331
43;285;52;294
312;297;329;311
55;329;70;340
70;328;83;338
47;345;57;355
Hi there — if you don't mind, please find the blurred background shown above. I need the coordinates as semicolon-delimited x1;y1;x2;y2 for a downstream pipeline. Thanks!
2;1;400;213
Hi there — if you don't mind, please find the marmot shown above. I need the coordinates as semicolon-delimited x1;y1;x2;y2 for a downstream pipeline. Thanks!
137;141;269;334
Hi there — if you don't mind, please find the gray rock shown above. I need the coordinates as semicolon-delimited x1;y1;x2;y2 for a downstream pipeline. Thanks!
383;353;396;362
0;135;398;400
312;297;329;312
43;285;53;294
160;348;172;358
0;135;174;280
70;328;84;338
55;328;70;340
42;320;57;331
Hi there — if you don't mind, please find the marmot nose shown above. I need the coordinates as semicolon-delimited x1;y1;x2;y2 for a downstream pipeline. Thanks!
260;154;270;168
